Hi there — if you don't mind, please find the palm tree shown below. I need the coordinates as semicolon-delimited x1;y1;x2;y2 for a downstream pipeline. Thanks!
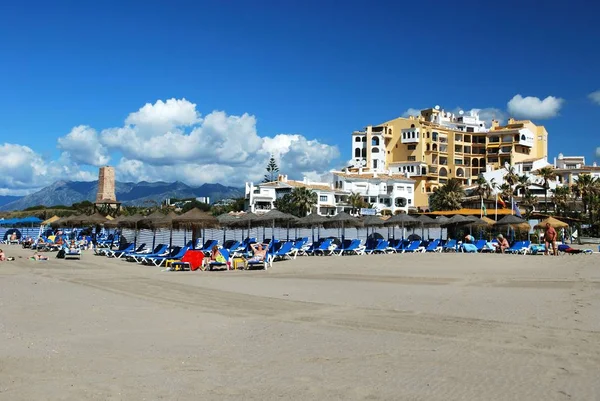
474;176;491;215
552;186;570;217
574;174;598;224
520;192;538;220
537;166;556;213
347;192;368;214
498;183;512;202
515;175;531;197
428;178;465;211
504;165;519;189
290;187;318;217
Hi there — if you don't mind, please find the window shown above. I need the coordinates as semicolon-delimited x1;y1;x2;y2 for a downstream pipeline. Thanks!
407;187;412;193
361;148;366;157
355;137;361;142
407;144;416;150
410;124;415;128
395;198;407;207
410;166;415;173
403;132;406;140
373;160;378;169
362;137;367;142
372;137;380;146
408;199;412;205
408;156;416;161
397;186;404;191
372;147;380;153
354;148;360;157
427;132;430;139
319;195;327;202
370;197;376;203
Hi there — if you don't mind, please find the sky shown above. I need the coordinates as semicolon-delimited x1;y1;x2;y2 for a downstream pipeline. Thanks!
0;0;599;195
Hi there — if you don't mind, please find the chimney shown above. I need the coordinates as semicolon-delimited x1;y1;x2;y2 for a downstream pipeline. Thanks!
491;120;499;129
277;174;287;182
508;118;515;124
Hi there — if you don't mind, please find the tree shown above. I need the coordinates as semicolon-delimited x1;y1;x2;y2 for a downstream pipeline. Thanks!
537;166;556;213
516;175;531;197
263;155;279;183
347;192;368;214
72;200;94;214
574;174;598;224
428;178;465;211
181;200;211;213
474;176;491;207
273;193;296;215
504;165;519;189
520;191;538;220
552;186;570;216
290;187;318;217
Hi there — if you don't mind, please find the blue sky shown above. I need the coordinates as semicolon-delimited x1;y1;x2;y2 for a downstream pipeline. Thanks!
0;0;599;194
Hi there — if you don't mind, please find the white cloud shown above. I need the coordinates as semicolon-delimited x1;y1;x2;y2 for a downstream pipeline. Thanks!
402;108;422;117
125;98;200;133
467;108;505;125
57;125;110;166
0;143;96;194
1;98;340;194
507;94;564;119
589;90;600;106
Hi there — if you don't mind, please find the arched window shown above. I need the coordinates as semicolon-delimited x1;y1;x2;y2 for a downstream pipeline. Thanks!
354;148;361;158
372;147;380;153
361;148;367;158
439;167;448;177
472;158;479;167
362;137;367;142
372;137;380;146
426;144;430;151
410;124;415;128
520;134;526;141
456;168;464;177
355;137;361;142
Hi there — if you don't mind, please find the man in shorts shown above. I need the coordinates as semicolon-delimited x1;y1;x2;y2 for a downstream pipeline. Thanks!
544;223;558;256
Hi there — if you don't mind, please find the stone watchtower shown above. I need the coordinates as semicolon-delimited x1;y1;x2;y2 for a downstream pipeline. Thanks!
95;166;120;215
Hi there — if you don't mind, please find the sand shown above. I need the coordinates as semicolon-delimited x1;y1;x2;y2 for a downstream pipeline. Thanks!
0;246;599;401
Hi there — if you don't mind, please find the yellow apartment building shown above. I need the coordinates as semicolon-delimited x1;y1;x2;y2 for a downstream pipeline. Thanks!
349;106;548;209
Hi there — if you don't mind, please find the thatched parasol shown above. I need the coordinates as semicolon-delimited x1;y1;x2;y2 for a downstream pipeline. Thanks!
103;214;127;228
415;214;437;227
73;213;109;226
217;213;241;227
324;212;362;228
384;213;418;227
534;216;569;230
362;216;385;227
137;211;167;229
494;215;527;227
118;213;145;229
172;208;219;229
442;214;471;226
295;213;328;227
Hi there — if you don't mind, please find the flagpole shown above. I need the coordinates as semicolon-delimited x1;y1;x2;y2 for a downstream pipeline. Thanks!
495;193;498;221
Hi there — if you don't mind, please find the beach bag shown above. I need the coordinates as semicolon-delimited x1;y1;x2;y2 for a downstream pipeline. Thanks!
56;249;66;259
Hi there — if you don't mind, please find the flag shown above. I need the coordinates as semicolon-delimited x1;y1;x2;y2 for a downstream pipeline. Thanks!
512;199;522;217
497;194;506;208
481;198;487;216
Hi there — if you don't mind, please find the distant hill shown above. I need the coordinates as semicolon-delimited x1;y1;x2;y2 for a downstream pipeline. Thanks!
0;180;243;211
0;195;23;208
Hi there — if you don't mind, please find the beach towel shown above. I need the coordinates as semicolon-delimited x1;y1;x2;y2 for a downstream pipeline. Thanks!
461;243;477;253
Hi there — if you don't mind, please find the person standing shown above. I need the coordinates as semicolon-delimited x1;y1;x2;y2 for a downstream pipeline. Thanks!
544;223;558;256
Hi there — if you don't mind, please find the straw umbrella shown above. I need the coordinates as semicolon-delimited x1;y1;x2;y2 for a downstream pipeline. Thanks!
232;212;259;241
152;211;178;248
362;215;385;239
172;208;219;248
255;210;298;243
119;214;145;247
533;216;568;229
414;214;437;240
295;213;327;243
385;213;418;240
495;214;529;242
137;211;167;249
217;213;240;244
324;212;362;243
77;213;109;226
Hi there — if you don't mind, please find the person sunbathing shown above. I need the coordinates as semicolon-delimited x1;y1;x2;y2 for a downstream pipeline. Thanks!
0;249;5;261
30;253;48;261
203;245;226;269
245;243;267;266
10;233;18;242
493;234;509;253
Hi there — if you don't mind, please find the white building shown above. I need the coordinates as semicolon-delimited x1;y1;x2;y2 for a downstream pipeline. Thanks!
351;126;386;173
195;196;210;204
332;170;415;214
553;154;600;185
245;171;416;216
245;175;344;216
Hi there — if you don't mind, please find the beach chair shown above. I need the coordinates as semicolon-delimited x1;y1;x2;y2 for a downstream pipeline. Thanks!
127;244;167;263
169;250;205;271
105;242;134;258
402;240;423;253
206;249;231;271
366;240;389;254
63;246;82;260
115;243;146;259
150;246;189;267
199;240;218;254
311;239;334;256
424;239;442;252
272;241;296;261
505;241;527;254
442;239;457;252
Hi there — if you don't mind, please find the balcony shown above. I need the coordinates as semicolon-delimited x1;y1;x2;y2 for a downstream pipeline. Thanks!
401;128;420;144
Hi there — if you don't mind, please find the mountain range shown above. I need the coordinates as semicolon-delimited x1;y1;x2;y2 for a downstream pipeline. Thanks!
0;181;244;211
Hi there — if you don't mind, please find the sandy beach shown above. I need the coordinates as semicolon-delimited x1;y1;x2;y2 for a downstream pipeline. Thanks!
1;246;599;401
